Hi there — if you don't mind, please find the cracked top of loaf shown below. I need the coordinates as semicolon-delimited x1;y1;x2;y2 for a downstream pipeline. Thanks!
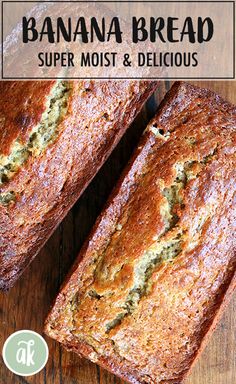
45;82;236;384
0;79;157;289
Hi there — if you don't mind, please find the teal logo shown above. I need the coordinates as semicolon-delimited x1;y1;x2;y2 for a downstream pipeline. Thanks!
2;330;49;376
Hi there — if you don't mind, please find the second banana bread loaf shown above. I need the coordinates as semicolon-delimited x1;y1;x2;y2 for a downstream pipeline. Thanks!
45;82;236;384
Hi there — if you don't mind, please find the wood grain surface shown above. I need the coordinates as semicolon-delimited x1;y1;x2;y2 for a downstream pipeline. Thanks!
0;81;235;384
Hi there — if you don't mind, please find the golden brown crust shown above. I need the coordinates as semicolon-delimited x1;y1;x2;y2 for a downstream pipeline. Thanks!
0;80;157;289
45;82;236;384
0;81;56;154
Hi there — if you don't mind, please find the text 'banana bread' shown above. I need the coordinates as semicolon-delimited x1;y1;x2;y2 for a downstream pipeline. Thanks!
0;80;157;289
45;82;236;384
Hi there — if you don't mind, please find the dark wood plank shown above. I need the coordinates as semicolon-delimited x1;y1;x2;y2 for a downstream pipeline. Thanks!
0;81;235;384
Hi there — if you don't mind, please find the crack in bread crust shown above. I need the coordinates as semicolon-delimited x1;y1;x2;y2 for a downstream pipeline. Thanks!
105;147;219;333
0;81;71;204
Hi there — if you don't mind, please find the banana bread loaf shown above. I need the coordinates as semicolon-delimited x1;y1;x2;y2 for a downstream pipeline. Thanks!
0;80;157;290
45;82;236;384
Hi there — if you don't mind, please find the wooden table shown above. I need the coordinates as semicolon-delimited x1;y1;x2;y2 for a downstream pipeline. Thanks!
0;81;235;384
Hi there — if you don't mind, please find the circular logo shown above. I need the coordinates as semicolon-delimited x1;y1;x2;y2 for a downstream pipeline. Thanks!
2;330;49;376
